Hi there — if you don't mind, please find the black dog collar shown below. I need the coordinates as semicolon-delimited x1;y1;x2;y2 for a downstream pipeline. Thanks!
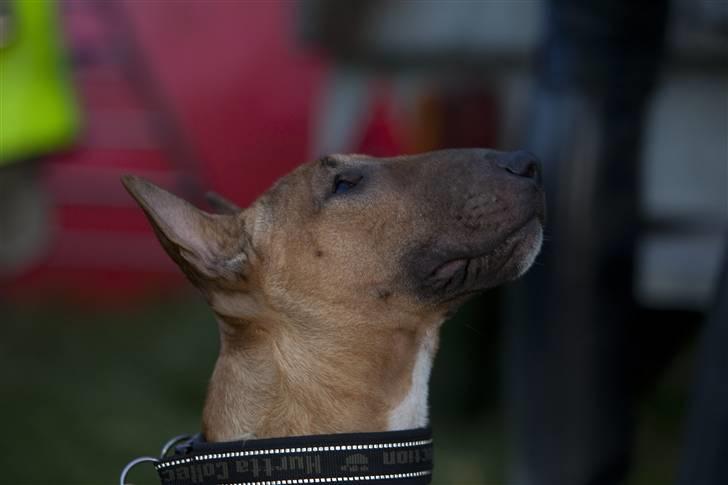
136;427;433;485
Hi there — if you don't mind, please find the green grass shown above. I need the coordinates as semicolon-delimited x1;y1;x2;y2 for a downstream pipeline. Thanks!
1;297;689;484
2;297;216;484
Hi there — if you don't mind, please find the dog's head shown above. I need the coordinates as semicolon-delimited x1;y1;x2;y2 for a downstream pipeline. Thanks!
123;148;544;438
122;148;544;330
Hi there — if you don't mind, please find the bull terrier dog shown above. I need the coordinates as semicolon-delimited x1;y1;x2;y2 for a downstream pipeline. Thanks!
122;148;544;483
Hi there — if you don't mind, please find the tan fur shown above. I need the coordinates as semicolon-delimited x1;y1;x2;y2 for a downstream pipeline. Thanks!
122;149;544;442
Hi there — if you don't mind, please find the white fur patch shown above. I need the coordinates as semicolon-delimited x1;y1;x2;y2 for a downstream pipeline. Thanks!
387;331;435;430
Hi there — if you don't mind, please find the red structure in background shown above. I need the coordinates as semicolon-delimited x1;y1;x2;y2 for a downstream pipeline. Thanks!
5;1;327;304
4;1;499;305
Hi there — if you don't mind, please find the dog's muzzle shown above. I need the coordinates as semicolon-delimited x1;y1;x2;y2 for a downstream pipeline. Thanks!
121;427;433;485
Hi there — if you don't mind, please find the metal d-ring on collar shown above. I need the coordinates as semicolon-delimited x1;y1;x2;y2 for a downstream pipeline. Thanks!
120;434;192;485
121;428;433;485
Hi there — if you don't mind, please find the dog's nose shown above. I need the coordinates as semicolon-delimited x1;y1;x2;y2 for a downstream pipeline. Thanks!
497;150;542;186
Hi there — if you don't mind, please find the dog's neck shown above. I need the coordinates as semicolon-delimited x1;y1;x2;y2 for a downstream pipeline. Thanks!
201;309;441;442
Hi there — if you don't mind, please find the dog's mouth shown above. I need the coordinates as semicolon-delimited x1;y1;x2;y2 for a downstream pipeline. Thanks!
417;217;543;302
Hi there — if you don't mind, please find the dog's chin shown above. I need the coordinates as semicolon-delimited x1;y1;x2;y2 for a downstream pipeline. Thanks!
423;218;543;304
507;218;544;279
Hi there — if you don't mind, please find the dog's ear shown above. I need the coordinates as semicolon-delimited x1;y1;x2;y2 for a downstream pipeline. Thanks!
121;176;251;284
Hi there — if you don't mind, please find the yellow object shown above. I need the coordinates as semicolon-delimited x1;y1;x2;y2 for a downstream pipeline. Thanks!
0;0;79;165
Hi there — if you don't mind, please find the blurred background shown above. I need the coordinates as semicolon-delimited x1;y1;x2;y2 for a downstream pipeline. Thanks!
1;1;726;484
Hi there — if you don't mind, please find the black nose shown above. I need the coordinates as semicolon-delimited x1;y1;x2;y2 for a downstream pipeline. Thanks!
497;150;541;185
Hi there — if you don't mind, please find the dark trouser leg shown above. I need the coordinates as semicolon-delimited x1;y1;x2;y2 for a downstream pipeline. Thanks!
506;2;668;484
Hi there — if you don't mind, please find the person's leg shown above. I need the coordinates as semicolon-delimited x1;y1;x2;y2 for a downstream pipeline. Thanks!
506;2;669;484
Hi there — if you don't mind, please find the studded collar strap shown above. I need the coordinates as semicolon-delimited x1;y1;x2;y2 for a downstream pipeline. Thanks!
155;427;433;485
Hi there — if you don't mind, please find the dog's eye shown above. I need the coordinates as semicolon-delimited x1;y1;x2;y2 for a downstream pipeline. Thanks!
332;175;361;195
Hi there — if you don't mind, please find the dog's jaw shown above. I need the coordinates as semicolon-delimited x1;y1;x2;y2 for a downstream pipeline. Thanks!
387;327;437;430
